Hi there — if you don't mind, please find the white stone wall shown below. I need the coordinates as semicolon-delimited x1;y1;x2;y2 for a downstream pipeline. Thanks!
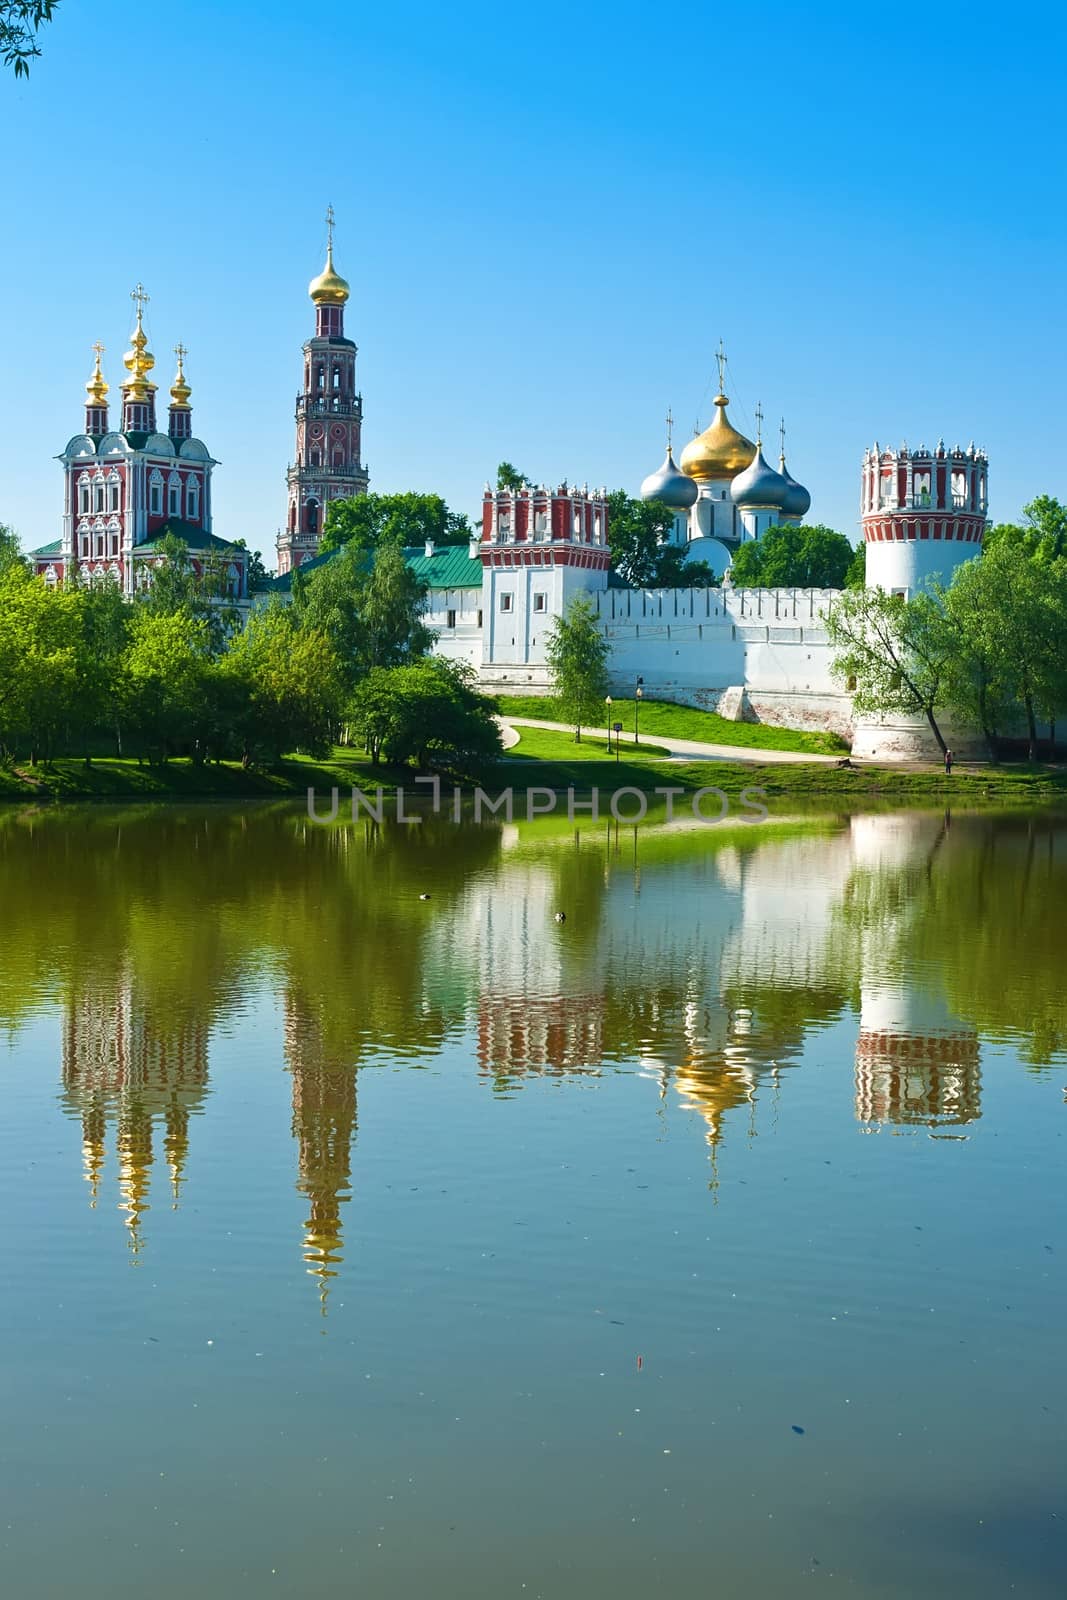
424;587;483;669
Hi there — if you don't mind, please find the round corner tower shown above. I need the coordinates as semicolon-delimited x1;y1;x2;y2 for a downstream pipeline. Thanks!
861;439;987;595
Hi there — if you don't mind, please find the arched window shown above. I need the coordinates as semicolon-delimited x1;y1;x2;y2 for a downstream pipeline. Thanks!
310;448;322;468
77;474;91;515
93;476;106;514
107;472;121;513
149;470;164;517
315;364;325;391
331;448;344;469
332;366;341;391
187;479;199;521
288;501;297;533
80;533;90;558
307;498;319;535
951;470;967;508
168;472;181;518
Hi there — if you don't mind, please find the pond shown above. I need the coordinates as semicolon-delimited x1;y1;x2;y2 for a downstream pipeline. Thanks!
0;804;1064;1597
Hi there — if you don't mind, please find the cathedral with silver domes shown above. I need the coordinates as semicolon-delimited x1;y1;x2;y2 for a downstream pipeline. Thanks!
639;344;810;579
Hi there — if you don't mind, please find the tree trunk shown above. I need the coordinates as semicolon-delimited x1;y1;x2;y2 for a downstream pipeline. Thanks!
1025;696;1038;762
922;706;947;757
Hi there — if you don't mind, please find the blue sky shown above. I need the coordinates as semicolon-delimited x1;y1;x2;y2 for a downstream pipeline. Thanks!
2;0;1064;560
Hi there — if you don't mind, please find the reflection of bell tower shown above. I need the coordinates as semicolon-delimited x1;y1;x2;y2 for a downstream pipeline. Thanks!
285;992;358;1312
59;979;210;1256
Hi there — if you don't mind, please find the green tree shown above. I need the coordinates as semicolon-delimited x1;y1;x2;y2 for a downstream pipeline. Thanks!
222;601;343;763
141;533;241;652
545;594;609;743
605;491;676;586
74;572;131;761
294;538;433;693
496;462;530;492
120;610;211;763
1;1;58;76
936;557;1011;755
232;539;270;591
827;586;953;755
0;523;26;576
0;563;82;764
319;492;472;555
729;524;858;589
350;659;502;772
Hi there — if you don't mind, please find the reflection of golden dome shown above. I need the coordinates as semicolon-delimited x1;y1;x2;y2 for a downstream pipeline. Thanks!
679;394;756;482
309;243;350;306
85;344;109;406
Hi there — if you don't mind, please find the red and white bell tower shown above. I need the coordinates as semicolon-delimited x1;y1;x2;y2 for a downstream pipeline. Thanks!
276;209;369;575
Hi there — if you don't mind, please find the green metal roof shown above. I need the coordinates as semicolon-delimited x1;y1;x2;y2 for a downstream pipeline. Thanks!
29;539;63;558
135;521;243;556
402;545;483;589
265;542;483;595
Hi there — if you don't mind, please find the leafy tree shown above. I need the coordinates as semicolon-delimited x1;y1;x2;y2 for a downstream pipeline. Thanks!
74;572;130;760
845;542;866;588
232;539;270;591
545;593;609;743
222;601;343;763
352;539;434;675
350;659;502;772
120;610;211;763
970;539;1067;759
729;524;859;589
496;462;530;492
0;523;26;576
1;0;58;76
140;532;241;652
294;538;433;692
0;562;83;764
936;557;1010;755
827;586;953;755
319;492;472;555
605;491;676;586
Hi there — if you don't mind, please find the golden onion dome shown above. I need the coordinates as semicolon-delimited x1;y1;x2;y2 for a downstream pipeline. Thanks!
169;344;192;408
309;242;350;306
122;311;156;396
679;394;757;482
85;344;109;406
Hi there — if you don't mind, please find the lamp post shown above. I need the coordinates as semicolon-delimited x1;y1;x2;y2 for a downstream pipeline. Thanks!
634;677;644;745
605;696;613;755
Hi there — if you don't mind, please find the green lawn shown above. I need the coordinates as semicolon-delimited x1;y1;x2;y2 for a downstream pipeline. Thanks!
506;725;672;761
495;694;850;755
2;745;1066;810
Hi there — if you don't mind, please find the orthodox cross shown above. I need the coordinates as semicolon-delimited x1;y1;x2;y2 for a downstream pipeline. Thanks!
779;417;786;460
92;340;105;362
325;203;335;251
131;283;149;318
715;337;727;395
665;407;674;453
754;401;764;445
174;341;187;366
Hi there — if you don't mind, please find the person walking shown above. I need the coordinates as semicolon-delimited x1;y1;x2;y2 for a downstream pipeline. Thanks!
944;747;954;775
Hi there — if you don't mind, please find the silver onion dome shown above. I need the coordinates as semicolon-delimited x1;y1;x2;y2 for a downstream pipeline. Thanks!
640;447;699;510
778;456;811;517
729;445;790;508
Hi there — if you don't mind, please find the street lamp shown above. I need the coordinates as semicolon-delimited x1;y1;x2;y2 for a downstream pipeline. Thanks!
604;695;613;754
634;677;644;745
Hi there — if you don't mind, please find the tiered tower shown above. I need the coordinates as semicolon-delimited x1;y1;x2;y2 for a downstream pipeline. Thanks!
277;208;369;575
861;440;988;596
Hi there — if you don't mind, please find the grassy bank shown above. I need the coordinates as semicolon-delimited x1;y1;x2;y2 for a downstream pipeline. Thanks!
495;693;850;756
2;748;1066;808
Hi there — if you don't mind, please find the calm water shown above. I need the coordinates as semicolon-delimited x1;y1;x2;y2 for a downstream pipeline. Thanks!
0;803;1064;1598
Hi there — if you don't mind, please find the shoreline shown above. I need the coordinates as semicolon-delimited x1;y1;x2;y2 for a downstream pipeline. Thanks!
2;749;1066;810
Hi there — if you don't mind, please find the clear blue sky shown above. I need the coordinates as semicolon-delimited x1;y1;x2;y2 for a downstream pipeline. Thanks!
2;0;1064;560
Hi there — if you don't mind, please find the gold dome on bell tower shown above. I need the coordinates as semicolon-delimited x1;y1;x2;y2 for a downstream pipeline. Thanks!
122;284;157;399
308;205;350;306
85;342;109;406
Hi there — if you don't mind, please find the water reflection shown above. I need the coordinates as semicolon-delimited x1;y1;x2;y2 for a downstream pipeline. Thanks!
0;804;1063;1289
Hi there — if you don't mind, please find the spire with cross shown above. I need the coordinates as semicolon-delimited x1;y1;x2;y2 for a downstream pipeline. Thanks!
715;337;727;397
130;283;150;324
779;416;786;464
666;408;674;454
325;203;335;256
754;401;764;446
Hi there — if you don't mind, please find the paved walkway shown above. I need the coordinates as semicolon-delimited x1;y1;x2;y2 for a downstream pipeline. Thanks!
497;716;842;766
